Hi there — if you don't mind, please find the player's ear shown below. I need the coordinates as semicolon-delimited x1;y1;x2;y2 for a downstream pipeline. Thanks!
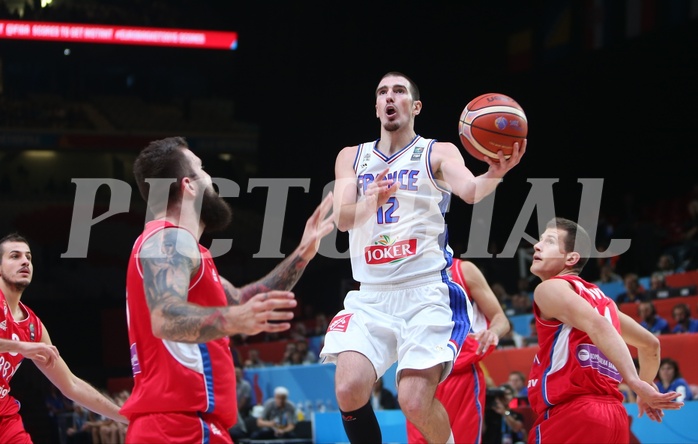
413;100;422;115
181;177;196;195
566;251;580;267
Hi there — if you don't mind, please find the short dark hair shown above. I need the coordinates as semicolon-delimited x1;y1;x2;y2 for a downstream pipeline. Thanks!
0;233;30;261
132;136;195;208
546;217;591;273
379;71;420;101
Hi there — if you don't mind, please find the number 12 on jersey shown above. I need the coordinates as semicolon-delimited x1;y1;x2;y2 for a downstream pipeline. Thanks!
376;197;399;224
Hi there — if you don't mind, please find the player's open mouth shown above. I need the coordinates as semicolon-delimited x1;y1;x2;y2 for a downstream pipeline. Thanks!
386;106;396;116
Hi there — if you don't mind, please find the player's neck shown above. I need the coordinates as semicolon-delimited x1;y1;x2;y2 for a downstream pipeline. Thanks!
153;204;204;239
378;129;417;154
557;270;578;278
0;283;24;318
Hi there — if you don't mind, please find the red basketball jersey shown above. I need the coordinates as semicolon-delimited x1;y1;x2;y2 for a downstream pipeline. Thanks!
528;275;624;415
120;221;237;428
450;258;493;371
0;289;43;417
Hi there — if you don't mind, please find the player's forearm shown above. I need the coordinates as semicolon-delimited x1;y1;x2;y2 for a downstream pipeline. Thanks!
237;253;308;304
488;313;511;338
455;175;502;204
587;319;642;385
336;199;375;232
619;314;661;385
153;302;233;342
636;343;661;385
66;379;128;424
0;338;22;353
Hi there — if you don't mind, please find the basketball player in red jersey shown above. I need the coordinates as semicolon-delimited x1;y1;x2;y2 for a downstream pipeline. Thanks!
527;217;683;443
406;258;510;444
121;137;334;443
0;233;127;443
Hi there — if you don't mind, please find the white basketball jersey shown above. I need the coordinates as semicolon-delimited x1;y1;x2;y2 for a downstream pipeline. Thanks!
349;135;453;284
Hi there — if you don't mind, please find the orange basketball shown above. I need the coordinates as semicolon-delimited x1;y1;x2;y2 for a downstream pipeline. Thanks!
458;93;527;162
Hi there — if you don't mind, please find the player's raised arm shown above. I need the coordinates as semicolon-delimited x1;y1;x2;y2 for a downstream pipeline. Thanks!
232;192;335;304
432;140;524;204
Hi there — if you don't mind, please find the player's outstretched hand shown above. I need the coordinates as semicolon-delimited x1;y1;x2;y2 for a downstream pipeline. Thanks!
298;192;336;261
483;139;526;176
237;291;297;336
20;342;60;367
633;380;684;423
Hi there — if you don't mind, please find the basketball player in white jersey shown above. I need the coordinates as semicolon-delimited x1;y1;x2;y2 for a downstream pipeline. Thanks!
320;72;526;444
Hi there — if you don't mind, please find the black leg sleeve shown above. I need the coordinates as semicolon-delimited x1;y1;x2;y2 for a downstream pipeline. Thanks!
340;401;382;444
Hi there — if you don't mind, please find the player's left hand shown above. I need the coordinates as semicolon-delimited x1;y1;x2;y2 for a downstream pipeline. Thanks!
297;192;335;261
469;329;499;355
20;341;60;367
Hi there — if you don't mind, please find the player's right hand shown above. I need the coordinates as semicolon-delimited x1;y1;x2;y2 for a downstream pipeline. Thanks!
633;380;684;422
365;168;398;209
483;139;526;175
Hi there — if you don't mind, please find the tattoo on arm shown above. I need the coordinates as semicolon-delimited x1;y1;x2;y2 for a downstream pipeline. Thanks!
155;303;230;343
221;278;243;306
237;253;308;303
139;228;230;342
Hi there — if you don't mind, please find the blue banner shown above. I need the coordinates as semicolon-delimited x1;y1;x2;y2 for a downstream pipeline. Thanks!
243;362;398;413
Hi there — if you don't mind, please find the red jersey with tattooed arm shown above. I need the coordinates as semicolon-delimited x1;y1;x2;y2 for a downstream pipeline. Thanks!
120;220;237;429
